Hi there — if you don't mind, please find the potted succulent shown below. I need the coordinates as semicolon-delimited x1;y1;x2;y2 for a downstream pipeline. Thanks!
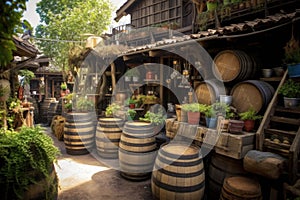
182;103;206;125
0;126;60;200
239;108;262;132
278;79;300;108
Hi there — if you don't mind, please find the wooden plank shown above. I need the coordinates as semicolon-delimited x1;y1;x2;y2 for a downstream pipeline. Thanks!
270;116;300;126
264;128;296;137
275;106;300;115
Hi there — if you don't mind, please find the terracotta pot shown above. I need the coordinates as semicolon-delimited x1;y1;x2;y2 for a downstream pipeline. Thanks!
187;111;200;125
129;103;135;109
244;119;255;132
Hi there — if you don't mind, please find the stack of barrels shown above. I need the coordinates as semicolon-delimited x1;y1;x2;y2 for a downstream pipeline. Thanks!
194;49;274;114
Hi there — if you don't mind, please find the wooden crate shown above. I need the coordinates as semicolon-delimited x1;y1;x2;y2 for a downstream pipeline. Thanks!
215;132;255;159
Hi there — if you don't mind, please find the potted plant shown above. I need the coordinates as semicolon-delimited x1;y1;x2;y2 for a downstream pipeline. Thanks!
204;104;217;128
139;109;166;134
0;126;60;200
182;103;206;125
18;69;35;98
60;82;68;97
283;37;300;78
128;98;138;109
239;108;262;132
126;109;137;121
213;102;234;132
75;96;94;112
105;103;121;117
278;79;300;108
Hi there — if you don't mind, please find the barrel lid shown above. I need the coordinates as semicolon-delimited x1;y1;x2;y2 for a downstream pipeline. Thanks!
224;176;261;196
125;121;152;127
161;143;200;157
99;117;123;122
213;50;241;82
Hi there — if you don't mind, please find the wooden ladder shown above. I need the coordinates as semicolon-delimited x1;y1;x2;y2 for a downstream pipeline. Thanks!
257;70;300;184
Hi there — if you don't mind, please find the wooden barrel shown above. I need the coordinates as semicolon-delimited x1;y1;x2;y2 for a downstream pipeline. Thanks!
213;50;257;83
47;101;58;125
230;80;275;113
40;98;56;123
64;112;95;155
220;176;262;200
207;153;248;200
195;80;225;105
119;121;157;181
151;143;205;200
96;117;124;159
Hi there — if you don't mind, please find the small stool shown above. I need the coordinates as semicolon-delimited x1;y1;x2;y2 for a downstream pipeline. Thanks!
220;176;262;200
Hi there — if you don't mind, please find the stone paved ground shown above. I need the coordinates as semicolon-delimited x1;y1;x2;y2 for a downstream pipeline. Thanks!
44;126;153;200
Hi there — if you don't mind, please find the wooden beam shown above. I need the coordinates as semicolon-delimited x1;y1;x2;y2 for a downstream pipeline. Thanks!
111;63;116;90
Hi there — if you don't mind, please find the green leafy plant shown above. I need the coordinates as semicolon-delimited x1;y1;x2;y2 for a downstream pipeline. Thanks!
0;126;60;199
212;102;234;119
239;108;262;120
105;103;121;117
18;70;35;86
60;82;67;90
75;96;94;112
0;85;10;97
204;104;217;118
127;109;136;120
139;110;166;126
181;103;206;113
125;68;140;77
278;79;300;98
283;37;300;64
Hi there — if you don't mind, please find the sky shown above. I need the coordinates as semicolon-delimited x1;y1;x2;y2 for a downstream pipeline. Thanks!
22;0;130;32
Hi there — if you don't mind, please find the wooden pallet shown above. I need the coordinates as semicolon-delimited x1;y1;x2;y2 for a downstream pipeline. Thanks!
257;70;300;184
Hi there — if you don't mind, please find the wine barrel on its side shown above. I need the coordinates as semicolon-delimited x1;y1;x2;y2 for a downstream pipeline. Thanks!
207;153;248;200
119;121;157;181
64;112;95;155
230;80;274;113
151;143;205;200
195;80;225;105
96;117;124;159
220;176;262;200
213;50;257;83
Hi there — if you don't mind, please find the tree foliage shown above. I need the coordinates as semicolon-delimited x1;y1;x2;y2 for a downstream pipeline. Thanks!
0;0;27;68
35;0;113;73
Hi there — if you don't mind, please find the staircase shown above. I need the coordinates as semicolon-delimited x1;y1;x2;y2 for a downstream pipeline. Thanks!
257;70;300;184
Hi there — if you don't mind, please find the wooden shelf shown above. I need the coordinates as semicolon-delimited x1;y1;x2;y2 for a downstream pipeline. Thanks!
260;77;283;82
